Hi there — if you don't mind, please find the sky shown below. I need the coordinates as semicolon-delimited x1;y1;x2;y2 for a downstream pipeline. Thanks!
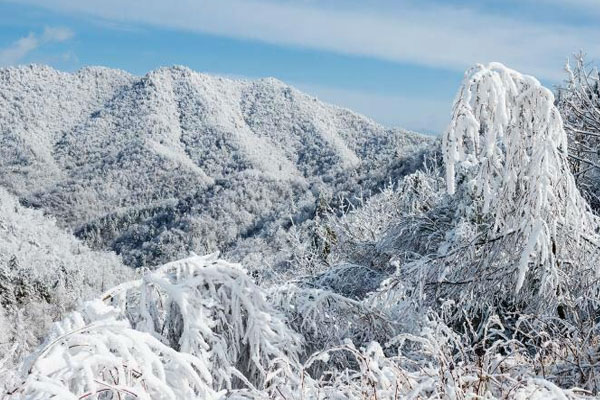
0;0;599;134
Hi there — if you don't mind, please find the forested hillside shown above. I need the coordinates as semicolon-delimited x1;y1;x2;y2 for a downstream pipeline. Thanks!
0;65;430;271
0;187;132;385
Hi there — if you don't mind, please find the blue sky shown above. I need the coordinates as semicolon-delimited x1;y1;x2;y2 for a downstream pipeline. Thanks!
0;1;599;133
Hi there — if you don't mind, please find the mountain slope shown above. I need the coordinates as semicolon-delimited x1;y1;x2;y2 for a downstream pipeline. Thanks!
0;65;134;193
0;65;431;269
0;187;132;370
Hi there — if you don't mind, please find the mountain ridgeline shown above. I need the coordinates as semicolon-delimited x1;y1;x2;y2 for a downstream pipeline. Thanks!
0;65;431;270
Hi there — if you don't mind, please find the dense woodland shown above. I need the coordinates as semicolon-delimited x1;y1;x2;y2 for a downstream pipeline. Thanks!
1;58;600;398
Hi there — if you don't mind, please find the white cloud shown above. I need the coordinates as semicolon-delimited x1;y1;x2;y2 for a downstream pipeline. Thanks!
9;0;600;80
0;26;74;66
41;26;74;42
0;33;38;65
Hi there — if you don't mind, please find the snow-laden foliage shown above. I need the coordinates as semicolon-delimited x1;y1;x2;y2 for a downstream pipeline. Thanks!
6;253;594;399
282;152;444;277
285;311;594;400
556;53;600;210
270;283;395;359
103;254;302;392
13;300;221;400
6;254;302;398
439;62;600;313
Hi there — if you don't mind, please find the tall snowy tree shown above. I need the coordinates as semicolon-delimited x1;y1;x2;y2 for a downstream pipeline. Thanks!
441;62;600;314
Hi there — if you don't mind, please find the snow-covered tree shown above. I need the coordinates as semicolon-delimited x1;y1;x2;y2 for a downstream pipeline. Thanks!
556;53;600;210
439;62;600;314
0;188;132;374
14;300;221;400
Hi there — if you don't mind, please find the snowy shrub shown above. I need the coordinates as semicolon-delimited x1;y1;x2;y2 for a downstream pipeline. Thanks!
6;254;302;398
313;157;445;270
264;311;593;399
11;300;220;400
105;254;303;392
270;283;395;358
309;263;385;299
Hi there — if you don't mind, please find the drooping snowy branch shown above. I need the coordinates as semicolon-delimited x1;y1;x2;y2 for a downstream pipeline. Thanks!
10;254;303;398
17;300;220;400
109;254;303;391
442;62;600;303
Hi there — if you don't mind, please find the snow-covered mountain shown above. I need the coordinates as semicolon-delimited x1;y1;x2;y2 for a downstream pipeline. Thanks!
0;65;431;269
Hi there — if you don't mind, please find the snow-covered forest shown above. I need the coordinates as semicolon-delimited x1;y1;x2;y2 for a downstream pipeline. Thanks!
2;59;600;399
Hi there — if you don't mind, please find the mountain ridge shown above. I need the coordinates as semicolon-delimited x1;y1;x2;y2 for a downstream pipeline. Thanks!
0;64;432;269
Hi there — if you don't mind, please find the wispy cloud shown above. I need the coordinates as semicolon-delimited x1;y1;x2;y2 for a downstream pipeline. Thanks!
0;26;74;66
9;0;600;80
535;0;600;11
41;26;74;42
